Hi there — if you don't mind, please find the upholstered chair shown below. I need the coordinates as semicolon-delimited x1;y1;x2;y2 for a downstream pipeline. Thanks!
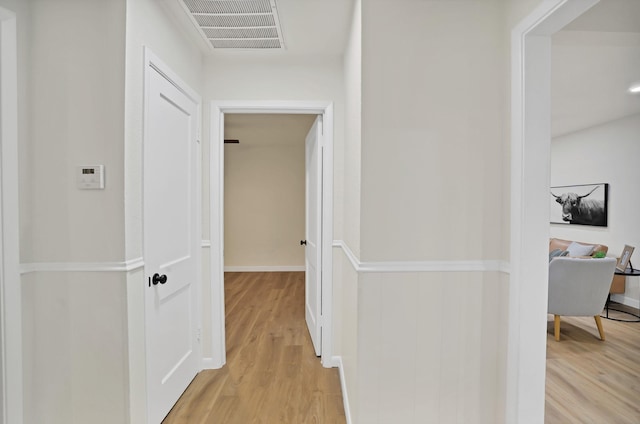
548;257;617;341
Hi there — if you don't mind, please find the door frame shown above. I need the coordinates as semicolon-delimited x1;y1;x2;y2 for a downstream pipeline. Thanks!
208;101;334;368
507;0;598;422
0;6;22;424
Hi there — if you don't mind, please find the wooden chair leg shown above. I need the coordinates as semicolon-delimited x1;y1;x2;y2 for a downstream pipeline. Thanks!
554;315;561;341
594;315;605;341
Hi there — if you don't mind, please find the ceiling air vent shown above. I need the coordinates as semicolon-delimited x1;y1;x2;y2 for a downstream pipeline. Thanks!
179;0;286;50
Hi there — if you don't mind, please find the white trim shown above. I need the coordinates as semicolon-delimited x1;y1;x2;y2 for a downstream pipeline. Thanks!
210;100;335;370
332;240;510;274
223;266;305;272
19;258;145;274
333;356;352;424
201;357;216;370
0;8;21;424
508;1;598;423
609;294;640;311
201;240;211;248
333;240;360;272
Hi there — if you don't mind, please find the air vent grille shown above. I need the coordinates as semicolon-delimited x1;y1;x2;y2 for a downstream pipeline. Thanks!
184;0;272;14
211;39;281;49
179;0;285;50
194;14;276;28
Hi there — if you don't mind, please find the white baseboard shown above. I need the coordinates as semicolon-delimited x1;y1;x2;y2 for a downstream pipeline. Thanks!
610;294;640;310
333;356;352;424
201;357;224;370
223;266;305;272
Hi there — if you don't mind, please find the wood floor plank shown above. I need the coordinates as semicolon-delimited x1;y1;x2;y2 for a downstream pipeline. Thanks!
546;306;640;424
163;272;345;424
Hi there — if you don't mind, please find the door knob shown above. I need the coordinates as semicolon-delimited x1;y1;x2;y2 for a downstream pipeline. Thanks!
300;240;307;246
152;273;167;285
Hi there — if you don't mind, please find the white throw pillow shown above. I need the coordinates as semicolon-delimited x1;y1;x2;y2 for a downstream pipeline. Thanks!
566;241;595;257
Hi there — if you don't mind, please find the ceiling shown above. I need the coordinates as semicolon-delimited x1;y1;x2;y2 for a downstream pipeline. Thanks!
552;0;640;137
224;114;316;147
164;0;639;139
167;0;354;57
563;0;640;33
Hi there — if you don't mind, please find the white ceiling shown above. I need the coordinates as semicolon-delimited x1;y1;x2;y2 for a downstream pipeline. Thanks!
165;0;640;139
552;0;640;137
168;0;355;57
563;0;640;33
224;114;316;146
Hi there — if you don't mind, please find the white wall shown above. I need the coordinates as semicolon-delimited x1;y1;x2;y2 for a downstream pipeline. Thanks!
551;114;640;306
360;0;506;262
342;0;362;259
223;115;311;268
27;0;127;263
350;1;510;422
20;1;129;422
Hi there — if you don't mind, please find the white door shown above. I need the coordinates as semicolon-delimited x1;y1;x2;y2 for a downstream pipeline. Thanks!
144;62;200;423
304;116;323;356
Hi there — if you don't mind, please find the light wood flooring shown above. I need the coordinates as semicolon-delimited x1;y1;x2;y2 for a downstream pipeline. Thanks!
546;304;640;423
163;272;346;424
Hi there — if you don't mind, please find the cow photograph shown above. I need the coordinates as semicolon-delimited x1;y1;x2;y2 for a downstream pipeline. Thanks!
550;183;608;227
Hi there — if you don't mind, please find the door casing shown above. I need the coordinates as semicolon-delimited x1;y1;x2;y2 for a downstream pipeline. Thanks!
508;0;598;422
207;101;335;369
0;6;21;424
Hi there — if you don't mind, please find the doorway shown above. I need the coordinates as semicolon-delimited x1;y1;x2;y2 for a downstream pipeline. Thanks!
208;101;335;370
222;113;321;353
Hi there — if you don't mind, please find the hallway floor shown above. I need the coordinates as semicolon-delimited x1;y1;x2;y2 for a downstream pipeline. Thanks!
163;272;346;424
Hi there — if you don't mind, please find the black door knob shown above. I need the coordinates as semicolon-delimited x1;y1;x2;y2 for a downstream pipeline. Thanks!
300;240;307;246
152;273;168;285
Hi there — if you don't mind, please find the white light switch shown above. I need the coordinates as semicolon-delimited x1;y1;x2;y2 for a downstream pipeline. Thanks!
76;165;105;189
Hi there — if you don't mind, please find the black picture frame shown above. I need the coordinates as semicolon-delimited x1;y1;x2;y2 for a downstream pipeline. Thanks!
550;183;608;227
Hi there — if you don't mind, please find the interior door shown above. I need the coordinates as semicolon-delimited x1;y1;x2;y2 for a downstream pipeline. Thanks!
304;116;323;356
144;62;200;423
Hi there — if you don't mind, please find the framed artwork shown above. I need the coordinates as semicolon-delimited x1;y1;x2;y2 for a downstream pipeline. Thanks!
550;183;608;227
617;245;635;272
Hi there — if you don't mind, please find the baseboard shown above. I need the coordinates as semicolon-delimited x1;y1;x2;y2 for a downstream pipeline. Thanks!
333;356;353;424
223;266;305;272
201;357;224;370
610;294;640;310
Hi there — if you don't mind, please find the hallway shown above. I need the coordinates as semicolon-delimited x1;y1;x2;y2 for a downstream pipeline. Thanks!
163;272;346;423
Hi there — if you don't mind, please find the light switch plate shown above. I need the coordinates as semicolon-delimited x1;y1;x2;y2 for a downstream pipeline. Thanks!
76;165;105;189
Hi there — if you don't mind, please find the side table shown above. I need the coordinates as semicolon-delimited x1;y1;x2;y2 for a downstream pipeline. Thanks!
603;268;640;322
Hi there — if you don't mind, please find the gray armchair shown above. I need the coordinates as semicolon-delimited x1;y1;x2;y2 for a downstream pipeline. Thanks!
548;257;617;341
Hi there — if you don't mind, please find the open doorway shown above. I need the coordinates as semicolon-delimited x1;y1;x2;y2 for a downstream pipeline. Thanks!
545;1;640;422
222;114;314;274
208;101;335;370
222;112;321;350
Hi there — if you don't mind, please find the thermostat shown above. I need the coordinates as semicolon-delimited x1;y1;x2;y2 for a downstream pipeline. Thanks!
76;165;105;189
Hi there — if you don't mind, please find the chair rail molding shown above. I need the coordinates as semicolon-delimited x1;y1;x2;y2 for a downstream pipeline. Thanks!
332;240;510;274
20;258;145;274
